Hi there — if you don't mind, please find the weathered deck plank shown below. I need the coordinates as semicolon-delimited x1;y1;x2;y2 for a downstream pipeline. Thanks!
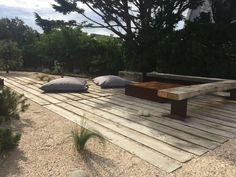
57;102;193;162
45;104;181;173
66;100;209;155
3;75;236;173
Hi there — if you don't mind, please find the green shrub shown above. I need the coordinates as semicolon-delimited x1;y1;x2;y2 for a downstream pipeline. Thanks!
154;22;236;79
0;128;21;152
37;74;55;82
0;87;29;123
0;40;23;73
71;120;105;152
52;60;64;76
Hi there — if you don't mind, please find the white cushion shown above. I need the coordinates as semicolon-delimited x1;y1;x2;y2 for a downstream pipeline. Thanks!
40;77;88;92
93;75;132;88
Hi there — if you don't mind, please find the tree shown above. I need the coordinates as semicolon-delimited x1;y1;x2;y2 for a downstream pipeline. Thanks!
0;18;38;47
0;18;39;69
35;27;124;74
0;40;23;73
35;27;93;71
210;0;236;23
155;21;236;79
36;0;203;72
34;13;79;33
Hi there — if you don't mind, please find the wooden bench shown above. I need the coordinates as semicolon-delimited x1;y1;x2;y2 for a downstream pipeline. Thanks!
146;72;224;84
125;81;183;102
158;80;236;118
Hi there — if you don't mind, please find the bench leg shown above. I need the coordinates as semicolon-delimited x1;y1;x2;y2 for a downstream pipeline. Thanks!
170;99;188;119
0;79;4;89
230;89;236;100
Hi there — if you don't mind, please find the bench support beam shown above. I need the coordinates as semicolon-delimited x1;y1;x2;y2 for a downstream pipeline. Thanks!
230;89;236;100
0;79;4;89
170;99;188;119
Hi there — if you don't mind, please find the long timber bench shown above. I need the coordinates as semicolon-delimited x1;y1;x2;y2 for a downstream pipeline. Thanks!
146;72;224;84
158;80;236;118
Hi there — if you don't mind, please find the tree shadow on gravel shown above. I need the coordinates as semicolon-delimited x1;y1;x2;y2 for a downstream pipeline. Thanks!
80;149;116;177
0;148;27;177
0;106;34;177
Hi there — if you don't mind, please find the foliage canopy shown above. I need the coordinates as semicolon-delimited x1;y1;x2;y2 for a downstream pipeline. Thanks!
0;40;23;73
36;0;203;71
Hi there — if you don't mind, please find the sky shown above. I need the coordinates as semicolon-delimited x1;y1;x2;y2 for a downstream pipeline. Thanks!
0;0;112;35
0;0;185;35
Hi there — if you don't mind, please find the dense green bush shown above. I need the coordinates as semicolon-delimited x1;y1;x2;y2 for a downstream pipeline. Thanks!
155;23;236;79
0;87;28;153
0;18;38;47
89;35;124;75
0;18;39;69
0;40;23;73
0;87;29;123
35;28;94;72
0;128;21;153
35;28;124;75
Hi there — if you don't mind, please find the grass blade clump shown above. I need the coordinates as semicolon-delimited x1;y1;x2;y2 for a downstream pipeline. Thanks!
37;74;55;82
71;119;105;152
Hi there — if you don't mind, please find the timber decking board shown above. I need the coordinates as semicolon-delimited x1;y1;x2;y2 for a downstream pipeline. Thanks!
109;94;236;128
44;104;181;173
2;75;236;173
90;97;226;144
59;100;208;156
104;95;236;134
57;101;193;162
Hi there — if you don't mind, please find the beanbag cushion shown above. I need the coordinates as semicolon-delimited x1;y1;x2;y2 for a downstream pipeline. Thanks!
93;75;131;88
40;77;88;92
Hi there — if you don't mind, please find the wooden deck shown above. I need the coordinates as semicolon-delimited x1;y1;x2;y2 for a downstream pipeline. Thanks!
1;75;236;173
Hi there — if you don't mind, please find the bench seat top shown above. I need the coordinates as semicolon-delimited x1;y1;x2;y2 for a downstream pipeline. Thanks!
158;80;236;101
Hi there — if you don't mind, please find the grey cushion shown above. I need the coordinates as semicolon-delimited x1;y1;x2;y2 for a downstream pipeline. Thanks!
40;77;88;92
93;75;131;88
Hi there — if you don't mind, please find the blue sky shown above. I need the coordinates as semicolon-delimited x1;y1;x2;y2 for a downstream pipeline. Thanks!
0;0;185;35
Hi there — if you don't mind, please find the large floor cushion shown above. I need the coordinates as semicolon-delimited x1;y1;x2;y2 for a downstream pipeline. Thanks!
93;75;132;88
40;77;88;92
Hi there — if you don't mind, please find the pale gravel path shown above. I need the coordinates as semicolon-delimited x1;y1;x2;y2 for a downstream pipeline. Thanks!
0;71;236;177
0;101;166;177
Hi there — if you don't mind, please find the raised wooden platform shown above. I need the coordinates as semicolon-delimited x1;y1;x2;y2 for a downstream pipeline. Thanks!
1;74;236;173
125;81;182;102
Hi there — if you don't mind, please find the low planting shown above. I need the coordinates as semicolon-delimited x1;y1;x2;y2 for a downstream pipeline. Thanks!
0;128;21;152
37;74;55;82
0;87;29;122
71;120;105;152
0;87;29;153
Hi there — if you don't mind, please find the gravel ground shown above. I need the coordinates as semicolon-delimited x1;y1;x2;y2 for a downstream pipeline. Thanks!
0;72;236;177
0;101;166;177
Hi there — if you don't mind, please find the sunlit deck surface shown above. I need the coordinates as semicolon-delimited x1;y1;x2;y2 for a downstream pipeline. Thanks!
2;75;236;173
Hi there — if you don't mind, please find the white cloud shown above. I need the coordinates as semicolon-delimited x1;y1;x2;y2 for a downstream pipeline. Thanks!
0;0;54;10
0;0;111;35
